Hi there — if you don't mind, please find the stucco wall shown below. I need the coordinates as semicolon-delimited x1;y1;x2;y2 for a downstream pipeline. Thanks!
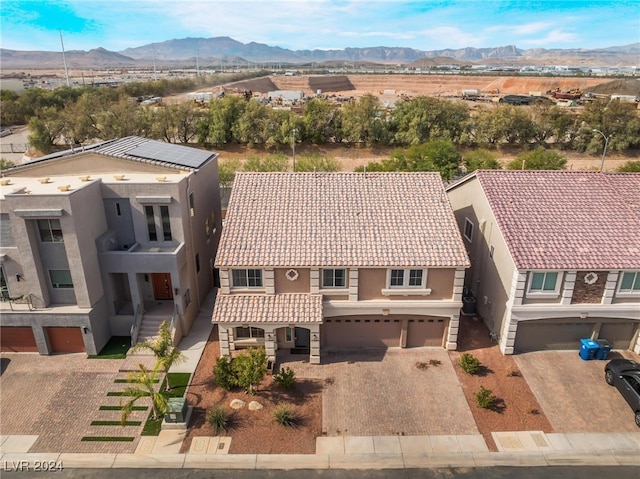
274;268;311;293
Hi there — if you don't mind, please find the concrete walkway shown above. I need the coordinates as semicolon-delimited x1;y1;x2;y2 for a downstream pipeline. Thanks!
1;291;639;469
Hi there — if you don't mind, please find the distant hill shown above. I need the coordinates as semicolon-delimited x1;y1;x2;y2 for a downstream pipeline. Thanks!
1;37;638;69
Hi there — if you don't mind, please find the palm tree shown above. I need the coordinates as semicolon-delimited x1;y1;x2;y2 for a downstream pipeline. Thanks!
120;364;168;423
132;320;186;390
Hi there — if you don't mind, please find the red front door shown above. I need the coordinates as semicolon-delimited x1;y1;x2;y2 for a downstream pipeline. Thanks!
152;273;173;300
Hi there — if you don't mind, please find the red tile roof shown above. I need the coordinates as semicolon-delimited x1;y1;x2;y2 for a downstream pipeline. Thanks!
475;171;640;269
212;293;323;324
216;172;469;268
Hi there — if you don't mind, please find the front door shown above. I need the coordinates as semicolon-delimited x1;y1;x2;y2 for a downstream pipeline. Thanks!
294;327;310;348
152;273;173;300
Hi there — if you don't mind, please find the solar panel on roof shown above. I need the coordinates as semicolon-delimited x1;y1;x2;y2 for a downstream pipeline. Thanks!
127;141;214;169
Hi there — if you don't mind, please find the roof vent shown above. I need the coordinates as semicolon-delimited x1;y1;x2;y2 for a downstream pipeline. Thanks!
38;177;51;184
79;175;91;181
58;185;71;192
114;174;126;181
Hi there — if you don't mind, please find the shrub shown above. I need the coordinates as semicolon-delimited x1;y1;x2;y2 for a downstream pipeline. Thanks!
459;353;480;375
232;347;268;395
273;406;298;427
274;367;296;390
474;386;497;410
527;408;540;415
213;356;235;391
506;368;521;377
206;406;229;435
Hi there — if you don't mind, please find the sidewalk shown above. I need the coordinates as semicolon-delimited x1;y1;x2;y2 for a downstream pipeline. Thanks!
1;291;638;469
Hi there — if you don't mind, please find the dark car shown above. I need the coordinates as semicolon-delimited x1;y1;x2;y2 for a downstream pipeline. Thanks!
604;358;640;427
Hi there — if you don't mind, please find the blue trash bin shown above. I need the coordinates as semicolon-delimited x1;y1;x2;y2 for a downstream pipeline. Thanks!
579;338;599;360
595;339;611;360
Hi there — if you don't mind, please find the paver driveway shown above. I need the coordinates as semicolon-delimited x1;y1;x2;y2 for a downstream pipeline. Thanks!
515;351;640;433
281;348;478;437
0;352;152;453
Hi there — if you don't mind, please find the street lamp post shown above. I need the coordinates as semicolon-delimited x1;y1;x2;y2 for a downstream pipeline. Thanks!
592;129;611;172
291;128;297;172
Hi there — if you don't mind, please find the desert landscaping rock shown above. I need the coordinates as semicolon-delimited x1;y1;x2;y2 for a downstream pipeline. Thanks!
248;401;263;411
230;399;246;410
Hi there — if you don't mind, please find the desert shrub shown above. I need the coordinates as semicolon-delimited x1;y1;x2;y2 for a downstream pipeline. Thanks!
213;356;235;391
527;408;540;415
506;367;521;377
273;367;296;390
232;347;268;395
273;406;298;427
474;386;497;410
206;406;229;434
459;353;480;375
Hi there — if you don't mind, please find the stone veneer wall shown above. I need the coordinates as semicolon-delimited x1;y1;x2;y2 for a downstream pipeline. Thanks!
571;271;607;304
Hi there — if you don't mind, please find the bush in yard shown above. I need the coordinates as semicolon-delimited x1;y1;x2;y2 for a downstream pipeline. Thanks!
459;353;480;375
232;347;267;395
206;406;230;435
475;386;497;410
274;367;296;390
273;406;298;427
213;356;235;391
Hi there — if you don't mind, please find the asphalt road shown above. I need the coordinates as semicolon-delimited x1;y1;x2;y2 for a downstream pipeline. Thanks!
2;467;639;479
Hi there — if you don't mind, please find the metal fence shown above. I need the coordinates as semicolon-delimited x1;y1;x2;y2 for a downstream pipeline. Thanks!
0;143;28;153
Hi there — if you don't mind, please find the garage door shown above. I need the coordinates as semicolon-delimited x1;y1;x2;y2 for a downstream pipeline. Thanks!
46;327;85;353
599;322;638;350
514;321;595;353
0;327;38;352
323;318;401;349
407;318;447;347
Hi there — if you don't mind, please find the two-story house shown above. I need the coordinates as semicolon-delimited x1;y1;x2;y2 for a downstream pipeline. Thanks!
446;170;640;355
212;172;469;364
0;136;222;355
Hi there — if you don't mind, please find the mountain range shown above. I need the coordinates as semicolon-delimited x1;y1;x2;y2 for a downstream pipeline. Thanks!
1;37;639;69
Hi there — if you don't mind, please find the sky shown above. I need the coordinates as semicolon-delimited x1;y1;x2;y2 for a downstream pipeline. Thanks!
1;0;638;53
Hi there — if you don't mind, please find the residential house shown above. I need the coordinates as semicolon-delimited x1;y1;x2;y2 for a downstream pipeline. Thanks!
212;172;469;364
0;136;222;354
446;170;640;354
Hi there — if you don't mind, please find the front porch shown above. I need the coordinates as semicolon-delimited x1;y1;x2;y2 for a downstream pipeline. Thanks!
212;293;323;364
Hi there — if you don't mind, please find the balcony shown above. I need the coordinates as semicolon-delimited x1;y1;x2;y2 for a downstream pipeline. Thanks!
98;242;186;272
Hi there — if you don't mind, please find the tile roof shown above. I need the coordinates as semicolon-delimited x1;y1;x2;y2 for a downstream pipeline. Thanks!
216;172;469;268
475;171;640;270
212;293;323;324
20;137;217;171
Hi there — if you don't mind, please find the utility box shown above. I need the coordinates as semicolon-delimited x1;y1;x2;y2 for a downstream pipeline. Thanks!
165;397;188;423
579;338;599;361
595;339;611;360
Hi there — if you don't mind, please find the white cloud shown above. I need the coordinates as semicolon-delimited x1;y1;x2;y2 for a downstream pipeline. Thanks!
521;29;579;46
417;26;485;49
486;22;553;35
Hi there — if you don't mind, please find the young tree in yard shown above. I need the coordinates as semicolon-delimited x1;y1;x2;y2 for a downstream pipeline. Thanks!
232;347;267;395
120;364;168;423
617;161;640;172
506;147;567;170
28;106;65;153
132;320;185;390
0;158;15;172
218;157;241;199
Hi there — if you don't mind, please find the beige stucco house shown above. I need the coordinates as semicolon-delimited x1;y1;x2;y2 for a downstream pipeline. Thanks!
446;170;640;355
212;172;469;364
0;137;222;355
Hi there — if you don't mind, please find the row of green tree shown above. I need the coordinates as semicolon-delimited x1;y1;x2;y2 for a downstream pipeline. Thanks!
2;76;639;156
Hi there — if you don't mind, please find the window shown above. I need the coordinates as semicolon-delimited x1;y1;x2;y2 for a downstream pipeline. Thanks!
231;269;263;288
160;206;172;241
529;272;559;293
0;268;9;299
235;327;265;339
619;272;640;293
463;218;474;242
285;327;293;342
189;192;195;217
145;205;157;241
115;202;122;217
389;269;425;288
195;253;201;273
49;269;73;289
38;219;63;242
322;269;346;288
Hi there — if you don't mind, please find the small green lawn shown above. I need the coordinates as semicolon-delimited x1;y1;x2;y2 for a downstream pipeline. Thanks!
88;336;131;359
141;373;190;436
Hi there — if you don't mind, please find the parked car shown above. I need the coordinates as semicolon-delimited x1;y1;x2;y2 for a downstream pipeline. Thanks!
604;359;640;427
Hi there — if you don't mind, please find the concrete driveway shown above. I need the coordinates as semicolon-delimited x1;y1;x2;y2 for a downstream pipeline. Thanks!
514;351;640;433
281;348;478;437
